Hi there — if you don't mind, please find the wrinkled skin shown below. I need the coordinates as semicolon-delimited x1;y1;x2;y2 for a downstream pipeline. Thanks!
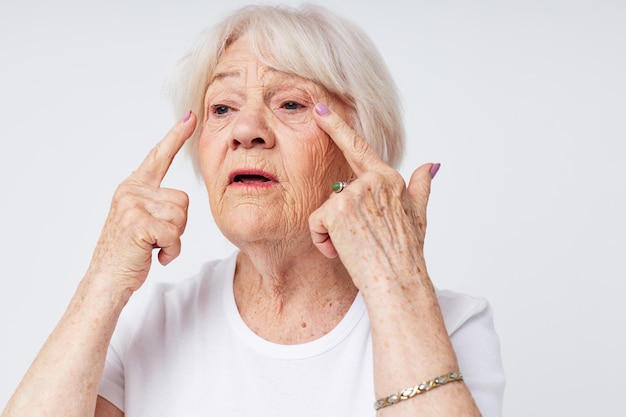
198;37;353;253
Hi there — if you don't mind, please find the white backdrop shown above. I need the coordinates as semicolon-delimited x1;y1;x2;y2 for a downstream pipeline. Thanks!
1;0;624;415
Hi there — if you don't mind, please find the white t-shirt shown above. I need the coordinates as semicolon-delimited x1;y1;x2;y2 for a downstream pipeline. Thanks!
99;252;505;416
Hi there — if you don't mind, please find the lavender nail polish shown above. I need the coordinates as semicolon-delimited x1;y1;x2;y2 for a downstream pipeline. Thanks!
430;163;441;179
181;110;192;122
314;103;330;116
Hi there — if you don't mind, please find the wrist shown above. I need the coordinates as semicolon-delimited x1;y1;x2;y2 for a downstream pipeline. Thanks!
359;268;436;315
361;272;461;397
76;271;135;314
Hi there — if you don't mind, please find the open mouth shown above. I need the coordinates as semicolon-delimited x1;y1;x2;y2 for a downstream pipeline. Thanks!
232;174;272;184
229;169;278;185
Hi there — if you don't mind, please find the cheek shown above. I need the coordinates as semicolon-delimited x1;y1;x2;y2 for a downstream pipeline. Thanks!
306;128;351;177
197;129;227;198
197;138;214;180
198;122;229;167
285;134;350;201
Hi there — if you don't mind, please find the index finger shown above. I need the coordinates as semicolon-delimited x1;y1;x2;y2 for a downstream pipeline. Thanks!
134;111;197;187
313;103;384;176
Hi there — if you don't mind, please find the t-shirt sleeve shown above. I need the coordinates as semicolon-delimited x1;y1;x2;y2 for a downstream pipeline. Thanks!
97;285;157;412
99;333;126;411
439;291;506;417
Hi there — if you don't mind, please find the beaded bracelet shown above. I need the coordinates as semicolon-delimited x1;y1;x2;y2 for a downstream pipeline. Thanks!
374;371;463;411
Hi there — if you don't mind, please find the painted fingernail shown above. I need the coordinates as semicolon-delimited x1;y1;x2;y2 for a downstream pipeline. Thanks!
315;103;330;116
430;163;441;179
181;110;192;122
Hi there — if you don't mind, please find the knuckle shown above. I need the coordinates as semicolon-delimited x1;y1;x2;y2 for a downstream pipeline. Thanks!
387;170;406;192
346;131;369;156
174;190;190;208
123;207;149;230
150;222;174;247
332;192;354;214
112;197;132;214
174;208;189;232
113;181;132;199
113;178;146;201
163;221;181;239
160;188;189;208
148;143;164;163
366;169;405;194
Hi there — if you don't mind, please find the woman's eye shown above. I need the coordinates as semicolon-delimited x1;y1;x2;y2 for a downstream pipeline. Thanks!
282;101;302;111
211;105;231;115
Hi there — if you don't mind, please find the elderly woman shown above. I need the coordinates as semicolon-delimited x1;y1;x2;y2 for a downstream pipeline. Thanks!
2;4;504;417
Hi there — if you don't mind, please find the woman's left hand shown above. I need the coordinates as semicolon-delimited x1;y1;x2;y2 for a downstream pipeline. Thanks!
310;103;478;417
309;103;439;293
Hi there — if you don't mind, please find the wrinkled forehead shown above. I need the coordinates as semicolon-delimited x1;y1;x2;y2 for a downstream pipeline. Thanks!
208;37;321;91
204;32;354;120
221;33;288;72
208;69;312;92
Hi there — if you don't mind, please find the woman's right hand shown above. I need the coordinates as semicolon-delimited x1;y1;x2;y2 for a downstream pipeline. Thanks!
85;111;197;293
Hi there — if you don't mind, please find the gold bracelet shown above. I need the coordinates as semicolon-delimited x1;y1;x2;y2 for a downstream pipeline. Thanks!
374;371;463;411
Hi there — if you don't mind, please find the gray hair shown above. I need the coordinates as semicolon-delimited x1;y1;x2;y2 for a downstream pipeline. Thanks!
167;4;405;172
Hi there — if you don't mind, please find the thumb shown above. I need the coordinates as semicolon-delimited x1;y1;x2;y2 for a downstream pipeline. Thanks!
407;163;440;207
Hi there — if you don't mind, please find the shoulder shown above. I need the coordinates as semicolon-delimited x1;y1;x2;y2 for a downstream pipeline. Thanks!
436;288;490;336
115;252;238;338
143;252;236;301
436;289;505;417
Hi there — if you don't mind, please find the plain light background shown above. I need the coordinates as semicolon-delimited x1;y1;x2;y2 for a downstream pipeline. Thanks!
1;0;624;415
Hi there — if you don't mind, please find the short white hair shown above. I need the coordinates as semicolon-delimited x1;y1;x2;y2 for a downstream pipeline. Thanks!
167;4;405;172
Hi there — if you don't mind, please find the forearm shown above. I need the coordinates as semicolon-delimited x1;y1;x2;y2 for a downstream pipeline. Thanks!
363;274;481;416
1;275;131;417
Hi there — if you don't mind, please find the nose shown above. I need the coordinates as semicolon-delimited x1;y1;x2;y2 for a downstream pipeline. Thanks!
229;104;276;150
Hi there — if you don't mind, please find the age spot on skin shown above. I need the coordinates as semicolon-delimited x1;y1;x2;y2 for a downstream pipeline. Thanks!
301;322;307;328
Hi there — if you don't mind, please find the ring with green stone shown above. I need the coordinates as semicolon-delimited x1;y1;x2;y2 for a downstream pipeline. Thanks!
332;181;348;193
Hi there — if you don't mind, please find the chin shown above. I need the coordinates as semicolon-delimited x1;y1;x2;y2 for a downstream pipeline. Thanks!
218;209;292;245
212;193;316;248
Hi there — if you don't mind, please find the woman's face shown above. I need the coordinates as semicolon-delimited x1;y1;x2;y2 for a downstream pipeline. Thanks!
198;37;352;247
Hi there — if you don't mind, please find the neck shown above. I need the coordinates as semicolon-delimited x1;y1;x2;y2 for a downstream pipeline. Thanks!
233;239;358;344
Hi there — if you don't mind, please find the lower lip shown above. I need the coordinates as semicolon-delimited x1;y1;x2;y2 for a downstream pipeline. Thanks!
229;180;277;189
